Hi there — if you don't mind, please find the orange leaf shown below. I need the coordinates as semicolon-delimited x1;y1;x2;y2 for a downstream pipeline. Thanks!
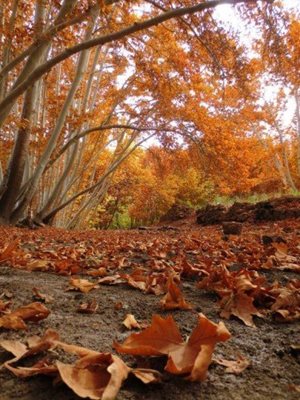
56;353;130;400
160;274;193;310
0;240;19;263
77;300;98;314
68;278;99;293
114;313;231;381
0;302;50;330
214;354;250;374
220;293;262;327
123;314;140;330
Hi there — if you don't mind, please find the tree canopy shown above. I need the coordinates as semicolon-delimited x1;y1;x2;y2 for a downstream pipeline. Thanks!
0;0;299;228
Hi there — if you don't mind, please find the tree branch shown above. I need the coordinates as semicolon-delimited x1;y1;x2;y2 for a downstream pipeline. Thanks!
0;0;267;122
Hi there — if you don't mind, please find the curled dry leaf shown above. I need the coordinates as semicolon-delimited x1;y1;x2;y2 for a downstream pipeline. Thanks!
131;368;162;383
87;267;107;277
27;259;50;271
0;240;19;263
56;353;130;400
214;354;250;374
97;275;124;285
123;314;140;330
288;384;300;393
160;274;193;310
270;283;300;321
6;357;58;378
220;292;263;327
1;329;158;400
0;302;50;330
77;300;98;314
0;329;60;367
114;313;231;381
68;277;99;293
0;299;11;313
32;287;54;303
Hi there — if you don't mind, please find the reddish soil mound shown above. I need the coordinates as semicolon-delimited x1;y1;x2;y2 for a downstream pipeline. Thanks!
196;196;300;225
160;203;194;222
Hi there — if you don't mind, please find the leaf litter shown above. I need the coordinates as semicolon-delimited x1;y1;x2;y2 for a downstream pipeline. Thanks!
0;220;299;399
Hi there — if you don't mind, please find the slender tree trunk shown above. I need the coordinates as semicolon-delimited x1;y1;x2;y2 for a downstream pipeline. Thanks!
10;7;99;224
295;88;300;176
0;0;19;102
0;0;48;223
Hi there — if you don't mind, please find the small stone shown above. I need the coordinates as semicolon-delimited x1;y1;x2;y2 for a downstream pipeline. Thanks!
274;349;284;358
262;235;286;245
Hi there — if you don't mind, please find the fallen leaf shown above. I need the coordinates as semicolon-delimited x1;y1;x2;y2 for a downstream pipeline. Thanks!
1;329;158;399
98;275;124;285
214;354;250;374
87;267;107;277
77;300;98;314
288;384;300;393
6;357;58;377
131;368;162;383
219;293;262;327
68;278;99;293
273;309;300;322
27;259;50;271
0;302;50;330
123;314;140;330
32;287;54;303
0;240;19;263
160;274;193;310
0;329;60;366
114;313;231;381
57;353;130;400
0;299;11;313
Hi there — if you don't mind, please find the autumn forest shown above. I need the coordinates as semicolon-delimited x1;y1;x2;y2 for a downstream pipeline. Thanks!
0;1;300;400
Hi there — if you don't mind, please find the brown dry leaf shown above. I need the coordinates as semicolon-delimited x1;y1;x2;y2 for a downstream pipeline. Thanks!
277;263;300;272
87;267;107;277
123;314;140;330
0;302;50;330
214;354;250;374
27;259;50;271
77;300;98;314
0;314;27;330
68;278;99;293
270;283;300;321
57;353;130;400
0;329;60;367
13;302;50;322
0;299;11;313
288;384;300;393
114;313;231;381
32;287;54;303
272;241;288;255
98;275;124;285
0;240;19;263
121;269;147;291
6;357;58;377
160;274;193;310
0;290;13;299
131;368;162;383
219;293;262;327
273;309;300;322
1;323;160;400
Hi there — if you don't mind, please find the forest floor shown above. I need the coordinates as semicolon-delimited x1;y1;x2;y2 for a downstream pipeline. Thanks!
0;217;299;400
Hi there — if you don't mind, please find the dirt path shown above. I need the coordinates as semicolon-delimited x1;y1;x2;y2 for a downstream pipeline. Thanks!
0;222;299;399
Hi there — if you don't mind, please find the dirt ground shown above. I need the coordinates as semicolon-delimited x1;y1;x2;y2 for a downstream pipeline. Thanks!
0;220;299;400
